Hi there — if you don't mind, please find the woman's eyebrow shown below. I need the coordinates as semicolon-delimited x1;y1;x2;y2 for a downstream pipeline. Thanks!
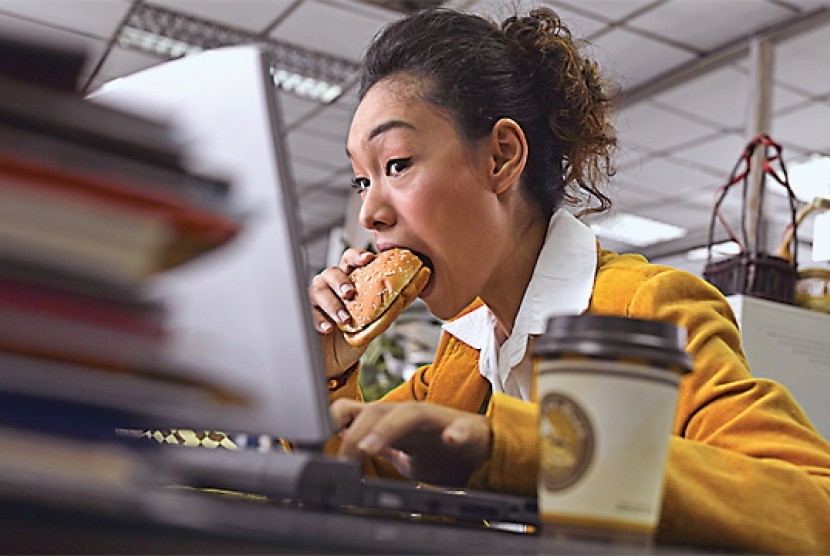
346;119;416;159
367;119;416;142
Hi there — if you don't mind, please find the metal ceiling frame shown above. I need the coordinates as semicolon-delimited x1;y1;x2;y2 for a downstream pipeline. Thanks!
627;5;830;260
621;5;830;109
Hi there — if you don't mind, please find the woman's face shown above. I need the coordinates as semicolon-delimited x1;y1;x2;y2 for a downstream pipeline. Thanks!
346;77;512;319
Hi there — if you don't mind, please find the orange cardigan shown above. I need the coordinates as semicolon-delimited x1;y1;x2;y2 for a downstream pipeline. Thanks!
331;250;830;553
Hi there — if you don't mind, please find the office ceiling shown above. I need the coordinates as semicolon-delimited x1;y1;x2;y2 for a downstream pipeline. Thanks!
2;0;829;277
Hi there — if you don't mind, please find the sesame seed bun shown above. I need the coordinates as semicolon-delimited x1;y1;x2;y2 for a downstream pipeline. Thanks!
338;248;431;348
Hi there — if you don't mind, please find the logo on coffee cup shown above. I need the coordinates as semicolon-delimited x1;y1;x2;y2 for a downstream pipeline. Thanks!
540;392;594;490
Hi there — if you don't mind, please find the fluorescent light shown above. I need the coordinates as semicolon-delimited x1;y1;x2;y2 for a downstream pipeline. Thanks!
775;153;830;202
118;27;203;58
271;69;342;104
115;3;358;104
590;212;687;247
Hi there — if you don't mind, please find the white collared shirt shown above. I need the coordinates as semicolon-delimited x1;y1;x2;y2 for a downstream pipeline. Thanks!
441;209;598;401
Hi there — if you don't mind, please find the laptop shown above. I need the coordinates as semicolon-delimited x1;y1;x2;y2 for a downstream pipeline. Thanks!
89;45;538;530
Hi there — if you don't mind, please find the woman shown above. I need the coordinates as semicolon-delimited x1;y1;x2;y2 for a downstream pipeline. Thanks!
308;7;830;553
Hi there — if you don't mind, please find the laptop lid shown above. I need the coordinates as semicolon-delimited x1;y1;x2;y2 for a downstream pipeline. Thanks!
89;46;333;445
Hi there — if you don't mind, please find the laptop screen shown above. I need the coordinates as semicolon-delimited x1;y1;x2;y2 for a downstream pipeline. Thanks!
89;46;333;445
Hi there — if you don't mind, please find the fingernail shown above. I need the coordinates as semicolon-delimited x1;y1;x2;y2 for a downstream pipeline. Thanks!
340;283;353;295
358;433;382;455
446;428;468;444
319;321;332;332
337;309;350;323
360;252;373;261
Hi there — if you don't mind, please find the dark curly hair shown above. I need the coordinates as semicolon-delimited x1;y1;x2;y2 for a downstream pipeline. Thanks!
358;7;617;219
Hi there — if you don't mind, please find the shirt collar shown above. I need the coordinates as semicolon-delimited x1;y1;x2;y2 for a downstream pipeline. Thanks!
441;209;598;399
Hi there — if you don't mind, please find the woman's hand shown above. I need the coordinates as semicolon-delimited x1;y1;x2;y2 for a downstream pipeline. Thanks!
330;398;492;488
308;248;376;378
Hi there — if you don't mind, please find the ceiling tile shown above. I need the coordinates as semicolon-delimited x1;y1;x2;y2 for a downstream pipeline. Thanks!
557;0;658;22
300;104;354;140
459;0;610;37
653;67;749;129
293;161;342;192
301;194;348;222
94;45;163;82
270;0;391;62
287;128;349;170
542;2;609;37
616;102;718;151
299;189;348;226
0;0;130;39
791;0;830;9
333;84;362;117
627;0;792;52
636;202;711;230
292;146;347;174
670;132;747;177
322;0;406;21
589;27;696;90
278;92;323;128
774;21;830;96
614;156;723;198
146;0;294;33
771;88;814;115
604;175;652;210
772;102;830;152
300;211;344;238
730;63;818;115
615;141;657;170
309;99;355;124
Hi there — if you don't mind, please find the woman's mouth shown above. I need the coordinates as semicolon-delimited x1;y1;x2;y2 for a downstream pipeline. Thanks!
409;250;435;298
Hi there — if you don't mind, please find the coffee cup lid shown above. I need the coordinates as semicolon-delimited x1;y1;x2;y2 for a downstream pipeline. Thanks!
534;314;692;373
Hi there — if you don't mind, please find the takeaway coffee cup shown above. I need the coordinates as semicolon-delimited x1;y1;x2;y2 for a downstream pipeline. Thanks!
533;314;692;542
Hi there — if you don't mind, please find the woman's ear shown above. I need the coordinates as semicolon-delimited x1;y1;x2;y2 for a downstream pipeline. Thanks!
489;118;528;195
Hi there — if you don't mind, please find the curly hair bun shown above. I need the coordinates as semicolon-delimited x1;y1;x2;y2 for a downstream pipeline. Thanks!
501;8;617;215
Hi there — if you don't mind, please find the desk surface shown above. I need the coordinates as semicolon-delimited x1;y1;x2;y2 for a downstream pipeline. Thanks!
0;486;703;555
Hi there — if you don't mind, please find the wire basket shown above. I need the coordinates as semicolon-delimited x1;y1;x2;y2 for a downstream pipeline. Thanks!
703;134;799;304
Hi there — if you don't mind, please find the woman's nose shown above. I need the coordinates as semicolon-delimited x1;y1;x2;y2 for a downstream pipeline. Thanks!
358;185;395;231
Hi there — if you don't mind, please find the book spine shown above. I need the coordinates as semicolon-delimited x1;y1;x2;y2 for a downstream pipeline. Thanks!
0;278;166;336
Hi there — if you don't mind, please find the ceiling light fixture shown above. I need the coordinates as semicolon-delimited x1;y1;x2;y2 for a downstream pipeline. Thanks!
590;212;688;247
116;3;358;104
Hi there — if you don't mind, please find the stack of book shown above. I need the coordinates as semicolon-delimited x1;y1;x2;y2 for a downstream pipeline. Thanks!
0;34;248;508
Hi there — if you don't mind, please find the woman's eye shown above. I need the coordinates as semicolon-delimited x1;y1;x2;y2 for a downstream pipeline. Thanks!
351;177;370;192
385;158;411;176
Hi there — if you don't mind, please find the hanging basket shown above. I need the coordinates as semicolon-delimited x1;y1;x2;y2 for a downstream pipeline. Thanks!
702;134;799;305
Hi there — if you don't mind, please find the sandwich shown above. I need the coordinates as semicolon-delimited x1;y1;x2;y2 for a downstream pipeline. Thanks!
338;248;432;347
